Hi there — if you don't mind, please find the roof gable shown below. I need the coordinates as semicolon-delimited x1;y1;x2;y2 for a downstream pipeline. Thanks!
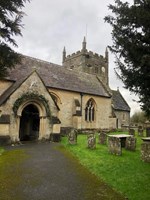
0;70;59;110
111;90;130;112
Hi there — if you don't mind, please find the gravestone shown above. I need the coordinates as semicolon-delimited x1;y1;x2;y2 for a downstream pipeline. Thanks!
141;138;150;162
108;137;122;155
125;136;136;151
98;132;107;145
146;127;150;137
87;134;96;149
129;128;135;136
138;126;143;137
68;129;77;145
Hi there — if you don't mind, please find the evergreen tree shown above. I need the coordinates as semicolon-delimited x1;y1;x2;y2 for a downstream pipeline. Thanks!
104;0;150;116
0;0;30;78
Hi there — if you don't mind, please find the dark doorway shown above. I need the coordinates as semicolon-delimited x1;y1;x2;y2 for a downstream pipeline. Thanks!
19;104;40;141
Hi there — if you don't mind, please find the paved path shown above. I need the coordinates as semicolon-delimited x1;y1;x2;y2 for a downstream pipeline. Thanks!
1;142;125;200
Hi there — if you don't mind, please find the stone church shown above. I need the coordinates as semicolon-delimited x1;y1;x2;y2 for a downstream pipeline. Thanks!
0;37;130;143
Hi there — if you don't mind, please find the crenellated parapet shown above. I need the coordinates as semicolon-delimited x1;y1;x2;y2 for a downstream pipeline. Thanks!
62;37;109;85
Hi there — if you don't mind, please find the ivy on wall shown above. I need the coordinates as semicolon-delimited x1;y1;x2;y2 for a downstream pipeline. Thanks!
13;92;51;118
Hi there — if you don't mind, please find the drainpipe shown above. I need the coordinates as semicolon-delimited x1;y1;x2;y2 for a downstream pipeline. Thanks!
80;93;83;131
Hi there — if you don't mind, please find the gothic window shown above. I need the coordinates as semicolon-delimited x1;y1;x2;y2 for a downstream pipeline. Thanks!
85;99;95;122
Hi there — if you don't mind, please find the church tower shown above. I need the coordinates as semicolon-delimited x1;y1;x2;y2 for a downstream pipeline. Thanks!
62;37;109;86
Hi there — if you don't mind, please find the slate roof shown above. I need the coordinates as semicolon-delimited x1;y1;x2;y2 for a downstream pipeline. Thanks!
5;55;110;97
111;90;130;112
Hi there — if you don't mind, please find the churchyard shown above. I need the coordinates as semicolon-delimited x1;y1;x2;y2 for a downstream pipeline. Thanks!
61;130;150;200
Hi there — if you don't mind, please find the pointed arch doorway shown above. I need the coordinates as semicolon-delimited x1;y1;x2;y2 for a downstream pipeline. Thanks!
19;104;40;141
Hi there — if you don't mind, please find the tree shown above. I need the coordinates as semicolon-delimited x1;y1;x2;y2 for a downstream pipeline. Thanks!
104;0;150;116
130;111;147;124
0;0;30;78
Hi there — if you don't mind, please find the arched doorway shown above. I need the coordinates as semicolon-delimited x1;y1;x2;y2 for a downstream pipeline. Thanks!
19;104;40;141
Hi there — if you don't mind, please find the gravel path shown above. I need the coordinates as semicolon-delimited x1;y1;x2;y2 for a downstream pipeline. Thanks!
1;142;125;200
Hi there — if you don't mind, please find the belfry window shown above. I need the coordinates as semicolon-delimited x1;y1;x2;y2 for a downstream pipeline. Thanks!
85;99;95;122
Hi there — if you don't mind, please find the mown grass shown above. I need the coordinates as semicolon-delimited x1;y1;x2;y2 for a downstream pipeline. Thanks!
0;147;4;155
61;132;150;200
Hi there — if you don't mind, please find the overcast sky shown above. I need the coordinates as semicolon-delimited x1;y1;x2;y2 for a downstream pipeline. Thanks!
13;0;141;115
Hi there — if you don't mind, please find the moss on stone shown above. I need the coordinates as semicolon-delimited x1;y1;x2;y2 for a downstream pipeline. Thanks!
13;92;51;118
0;149;28;200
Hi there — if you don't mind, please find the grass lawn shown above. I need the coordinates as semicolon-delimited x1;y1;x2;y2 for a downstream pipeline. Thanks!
61;132;150;200
0;147;4;155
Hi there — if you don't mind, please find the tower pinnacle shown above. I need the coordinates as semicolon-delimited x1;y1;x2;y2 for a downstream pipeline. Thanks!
82;36;87;51
62;46;66;63
105;46;109;61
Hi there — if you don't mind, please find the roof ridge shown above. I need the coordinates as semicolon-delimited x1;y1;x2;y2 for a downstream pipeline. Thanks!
21;54;61;67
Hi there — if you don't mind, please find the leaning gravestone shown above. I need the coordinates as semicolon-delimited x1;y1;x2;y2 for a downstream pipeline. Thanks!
87;134;96;149
108;137;122;155
98;132;107;145
68;129;77;145
125;136;136;151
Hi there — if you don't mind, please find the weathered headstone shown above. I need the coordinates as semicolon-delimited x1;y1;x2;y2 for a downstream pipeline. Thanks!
98;132;107;145
129;128;135;136
138;126;143;137
125;136;136;151
68;129;77;145
141;138;150;162
87;134;96;149
108;136;122;155
146;127;150;137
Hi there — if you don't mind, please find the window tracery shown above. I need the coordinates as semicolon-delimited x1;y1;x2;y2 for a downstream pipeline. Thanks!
85;99;95;122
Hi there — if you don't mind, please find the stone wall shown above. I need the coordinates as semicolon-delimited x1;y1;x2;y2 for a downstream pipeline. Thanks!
0;72;58;141
63;49;108;85
0;124;9;136
0;80;12;96
49;88;114;130
114;110;130;129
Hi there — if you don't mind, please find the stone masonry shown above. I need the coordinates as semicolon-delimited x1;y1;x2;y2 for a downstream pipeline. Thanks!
125;136;136;151
87;134;96;149
98;132;107;145
108;136;122;155
68;129;78;145
141;138;150;162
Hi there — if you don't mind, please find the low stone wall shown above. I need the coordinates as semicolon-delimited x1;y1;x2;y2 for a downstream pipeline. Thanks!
0;136;11;145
